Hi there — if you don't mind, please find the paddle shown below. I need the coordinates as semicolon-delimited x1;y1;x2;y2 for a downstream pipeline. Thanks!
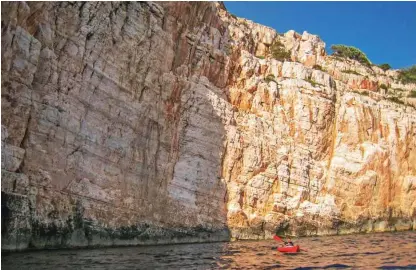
273;235;283;242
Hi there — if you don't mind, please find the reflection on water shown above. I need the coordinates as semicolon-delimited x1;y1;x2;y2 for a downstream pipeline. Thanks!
2;231;416;269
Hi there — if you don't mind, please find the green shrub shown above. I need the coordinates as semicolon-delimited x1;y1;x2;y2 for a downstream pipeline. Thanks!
331;44;371;66
306;78;316;87
398;65;416;84
388;96;405;105
306;78;324;87
270;39;291;61
341;69;362;76
265;74;277;83
408;90;416;98
313;65;322;71
272;39;284;48
379;84;388;90
388;88;405;97
353;90;369;96
377;63;391;71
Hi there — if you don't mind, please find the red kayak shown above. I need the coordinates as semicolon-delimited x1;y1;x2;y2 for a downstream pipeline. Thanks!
277;245;300;253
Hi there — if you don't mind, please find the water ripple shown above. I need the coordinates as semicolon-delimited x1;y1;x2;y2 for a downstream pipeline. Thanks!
378;265;416;269
2;231;415;269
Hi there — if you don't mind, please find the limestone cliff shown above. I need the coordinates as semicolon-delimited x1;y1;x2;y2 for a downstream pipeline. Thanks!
1;2;415;251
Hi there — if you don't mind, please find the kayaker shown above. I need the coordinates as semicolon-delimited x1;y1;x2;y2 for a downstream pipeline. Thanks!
284;238;294;247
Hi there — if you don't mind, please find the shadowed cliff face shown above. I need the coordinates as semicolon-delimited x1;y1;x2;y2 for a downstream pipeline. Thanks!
1;2;415;251
1;1;233;250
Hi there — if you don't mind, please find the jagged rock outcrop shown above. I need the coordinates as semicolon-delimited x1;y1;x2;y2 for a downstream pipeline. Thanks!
1;1;415;251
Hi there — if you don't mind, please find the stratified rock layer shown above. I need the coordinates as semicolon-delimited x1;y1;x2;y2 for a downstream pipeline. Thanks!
1;2;415;251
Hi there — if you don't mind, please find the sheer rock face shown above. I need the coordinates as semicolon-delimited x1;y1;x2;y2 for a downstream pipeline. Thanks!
1;1;233;251
1;2;415;250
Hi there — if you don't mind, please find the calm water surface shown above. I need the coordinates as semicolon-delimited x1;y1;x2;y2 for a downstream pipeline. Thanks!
2;231;416;269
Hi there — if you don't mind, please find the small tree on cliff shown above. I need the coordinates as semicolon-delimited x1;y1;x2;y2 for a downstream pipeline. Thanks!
330;44;371;66
270;39;291;61
398;65;416;84
377;63;391;71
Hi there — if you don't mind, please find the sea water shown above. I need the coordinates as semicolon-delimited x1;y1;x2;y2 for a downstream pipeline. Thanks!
2;231;415;269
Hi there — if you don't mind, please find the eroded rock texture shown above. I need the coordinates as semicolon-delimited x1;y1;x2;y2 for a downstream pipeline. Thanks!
217;7;416;239
1;1;415;251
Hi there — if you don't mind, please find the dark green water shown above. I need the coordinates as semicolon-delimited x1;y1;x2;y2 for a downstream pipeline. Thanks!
2;231;415;269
